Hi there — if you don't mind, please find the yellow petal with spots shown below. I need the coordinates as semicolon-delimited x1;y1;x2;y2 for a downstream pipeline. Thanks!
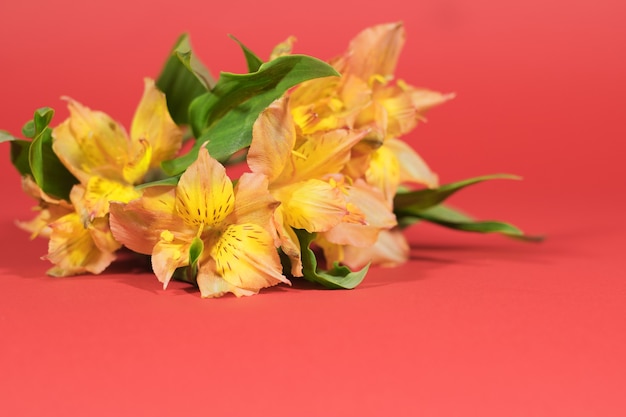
175;148;234;228
210;223;287;292
196;259;256;298
275;179;347;233
78;176;142;220
282;129;366;186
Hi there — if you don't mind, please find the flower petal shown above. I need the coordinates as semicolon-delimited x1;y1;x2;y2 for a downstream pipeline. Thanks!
365;143;401;203
249;97;296;182
210;223;288;294
130;78;183;167
285;128;367;184
275;180;347;233
73;176;141;221
323;179;397;247
196;259;256;298
175;147;234;228
52;98;131;184
152;231;191;288
232;172;279;233
45;212;117;276
109;186;186;255
384;138;439;188
273;206;303;277
341;228;409;270
337;22;405;80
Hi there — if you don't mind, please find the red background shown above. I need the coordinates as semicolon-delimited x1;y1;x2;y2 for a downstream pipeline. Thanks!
1;0;625;415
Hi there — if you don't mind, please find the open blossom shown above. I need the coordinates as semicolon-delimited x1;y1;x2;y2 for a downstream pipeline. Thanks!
270;22;452;269
289;22;448;200
248;97;397;275
109;148;288;298
21;78;183;276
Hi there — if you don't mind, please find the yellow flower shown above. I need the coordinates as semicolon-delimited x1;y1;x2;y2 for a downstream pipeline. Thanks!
289;22;448;201
109;148;288;298
17;176;74;240
53;78;183;220
24;78;183;276
248;97;398;275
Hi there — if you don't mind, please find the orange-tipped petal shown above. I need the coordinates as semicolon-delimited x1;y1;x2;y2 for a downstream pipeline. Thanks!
385;138;439;188
323;179;397;247
249;97;296;182
341;228;409;270
232;172;280;232
109;186;184;255
340;22;406;80
151;232;191;288
131;78;183;168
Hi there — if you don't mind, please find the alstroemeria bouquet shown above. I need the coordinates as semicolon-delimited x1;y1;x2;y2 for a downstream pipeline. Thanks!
1;23;539;298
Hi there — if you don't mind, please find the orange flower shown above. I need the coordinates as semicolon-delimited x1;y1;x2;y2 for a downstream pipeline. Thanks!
110;148;288;298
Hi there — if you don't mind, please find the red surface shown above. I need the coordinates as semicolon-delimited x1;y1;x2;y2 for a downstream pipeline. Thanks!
1;0;625;416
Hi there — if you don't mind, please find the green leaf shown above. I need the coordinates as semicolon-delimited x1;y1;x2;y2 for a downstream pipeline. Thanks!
29;127;79;199
0;130;17;143
21;108;79;200
394;174;521;214
156;33;215;125
293;229;369;290
189;237;204;270
22;121;36;138
134;175;181;190
162;54;339;175
229;34;264;72
33;107;54;133
10;139;33;177
402;204;543;241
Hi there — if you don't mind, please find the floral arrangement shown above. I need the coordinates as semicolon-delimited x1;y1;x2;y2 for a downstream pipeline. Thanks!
1;23;539;298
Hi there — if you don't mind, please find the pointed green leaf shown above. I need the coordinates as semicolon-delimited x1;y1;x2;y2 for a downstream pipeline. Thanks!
189;236;204;269
293;229;369;290
0;130;16;143
29;127;79;199
163;54;339;175
229;34;264;72
134;175;181;190
394;174;521;214
156;33;215;125
33;107;54;133
22;108;78;200
402;204;543;241
10;139;33;177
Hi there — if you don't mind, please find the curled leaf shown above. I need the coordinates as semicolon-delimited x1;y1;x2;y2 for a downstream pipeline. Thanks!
291;229;369;289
